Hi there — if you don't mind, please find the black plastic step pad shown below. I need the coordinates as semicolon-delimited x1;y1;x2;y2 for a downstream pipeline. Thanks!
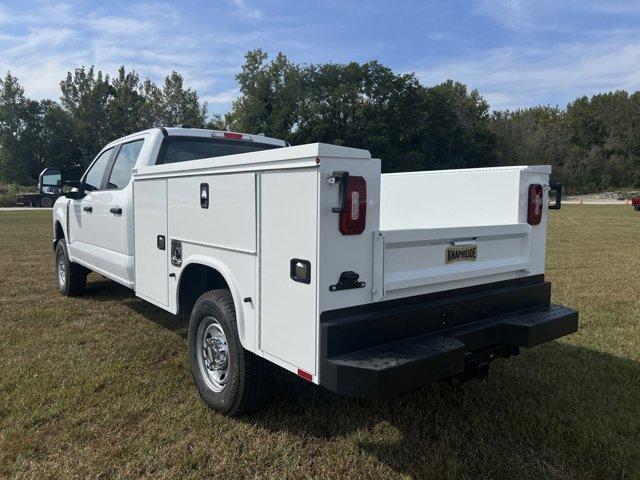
497;304;578;347
329;335;465;397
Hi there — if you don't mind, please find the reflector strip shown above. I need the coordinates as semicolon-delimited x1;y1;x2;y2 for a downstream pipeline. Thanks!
297;369;313;382
351;191;360;220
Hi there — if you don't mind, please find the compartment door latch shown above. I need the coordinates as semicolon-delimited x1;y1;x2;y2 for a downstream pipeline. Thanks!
329;271;366;292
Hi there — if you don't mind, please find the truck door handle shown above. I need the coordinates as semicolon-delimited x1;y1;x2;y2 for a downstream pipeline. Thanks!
83;206;92;213
110;207;122;215
330;171;350;213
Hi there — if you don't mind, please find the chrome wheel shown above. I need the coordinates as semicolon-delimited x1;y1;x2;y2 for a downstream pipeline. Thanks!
196;318;229;392
56;248;66;288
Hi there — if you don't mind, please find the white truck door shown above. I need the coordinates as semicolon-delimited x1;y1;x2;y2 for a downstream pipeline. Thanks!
68;147;116;256
134;178;169;308
259;170;318;375
90;139;144;284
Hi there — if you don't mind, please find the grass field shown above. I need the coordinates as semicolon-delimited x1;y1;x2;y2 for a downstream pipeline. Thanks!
1;206;639;479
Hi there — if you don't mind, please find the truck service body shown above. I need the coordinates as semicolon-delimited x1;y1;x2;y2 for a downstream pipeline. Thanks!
51;126;578;415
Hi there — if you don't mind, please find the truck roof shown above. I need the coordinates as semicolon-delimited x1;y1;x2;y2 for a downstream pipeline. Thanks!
106;127;288;149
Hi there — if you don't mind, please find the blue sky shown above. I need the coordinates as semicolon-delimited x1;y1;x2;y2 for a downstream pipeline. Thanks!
1;0;640;115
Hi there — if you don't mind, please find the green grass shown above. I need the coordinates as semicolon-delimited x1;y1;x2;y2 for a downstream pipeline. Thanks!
1;206;639;479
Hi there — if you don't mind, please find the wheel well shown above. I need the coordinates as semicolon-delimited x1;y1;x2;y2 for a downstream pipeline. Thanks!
178;264;230;316
54;221;65;248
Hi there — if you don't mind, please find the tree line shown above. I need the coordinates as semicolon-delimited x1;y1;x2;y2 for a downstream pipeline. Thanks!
1;49;639;192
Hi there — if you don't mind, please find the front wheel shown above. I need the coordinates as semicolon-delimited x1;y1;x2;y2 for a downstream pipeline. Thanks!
55;239;87;295
188;289;271;416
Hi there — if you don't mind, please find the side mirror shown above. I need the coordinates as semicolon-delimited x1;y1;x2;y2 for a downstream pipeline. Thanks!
548;183;562;210
62;180;86;199
63;180;84;189
38;167;62;195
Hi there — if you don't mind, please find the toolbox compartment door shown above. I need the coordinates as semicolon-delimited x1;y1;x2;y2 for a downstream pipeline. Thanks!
134;178;169;308
373;223;531;301
259;169;318;374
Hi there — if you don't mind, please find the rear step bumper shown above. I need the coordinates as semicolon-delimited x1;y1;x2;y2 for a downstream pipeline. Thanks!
319;276;578;398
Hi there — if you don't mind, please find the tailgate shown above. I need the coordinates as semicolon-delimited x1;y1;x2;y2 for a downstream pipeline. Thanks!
372;223;531;301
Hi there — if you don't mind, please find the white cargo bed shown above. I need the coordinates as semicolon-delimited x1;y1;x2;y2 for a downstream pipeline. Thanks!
371;166;551;302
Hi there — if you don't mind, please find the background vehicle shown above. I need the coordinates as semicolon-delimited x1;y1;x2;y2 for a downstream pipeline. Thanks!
48;126;578;416
16;168;63;207
632;196;640;211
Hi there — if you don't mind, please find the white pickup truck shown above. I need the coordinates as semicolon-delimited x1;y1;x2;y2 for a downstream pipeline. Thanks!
48;126;578;416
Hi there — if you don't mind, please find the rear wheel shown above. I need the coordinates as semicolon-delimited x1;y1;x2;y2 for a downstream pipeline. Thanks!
188;289;271;416
40;196;54;208
634;205;640;211
55;239;87;295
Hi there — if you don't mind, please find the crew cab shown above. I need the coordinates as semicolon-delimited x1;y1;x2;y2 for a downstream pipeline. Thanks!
49;126;578;416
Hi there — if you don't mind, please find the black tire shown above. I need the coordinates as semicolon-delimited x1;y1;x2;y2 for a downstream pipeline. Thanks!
634;205;640;211
188;289;271;416
40;196;54;208
55;239;87;296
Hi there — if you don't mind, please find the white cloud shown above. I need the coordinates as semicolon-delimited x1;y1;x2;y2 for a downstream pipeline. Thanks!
0;28;75;55
226;0;263;21
482;92;514;109
203;89;239;104
415;41;640;110
580;2;640;15
86;15;155;36
0;2;76;25
4;0;640;117
0;1;247;115
472;0;533;30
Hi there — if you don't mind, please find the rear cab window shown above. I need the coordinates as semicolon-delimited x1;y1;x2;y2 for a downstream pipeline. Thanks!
157;137;282;164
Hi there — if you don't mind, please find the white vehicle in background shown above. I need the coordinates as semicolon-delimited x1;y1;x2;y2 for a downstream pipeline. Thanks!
47;126;578;416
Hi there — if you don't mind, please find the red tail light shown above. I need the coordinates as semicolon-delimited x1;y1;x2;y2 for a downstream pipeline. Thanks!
339;176;367;235
528;184;543;225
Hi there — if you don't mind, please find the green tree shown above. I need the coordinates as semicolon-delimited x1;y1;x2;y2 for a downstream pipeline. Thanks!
138;78;165;128
39;100;80;175
160;71;208;127
226;50;302;139
60;66;113;167
109;66;146;138
0;72;33;184
227;50;497;173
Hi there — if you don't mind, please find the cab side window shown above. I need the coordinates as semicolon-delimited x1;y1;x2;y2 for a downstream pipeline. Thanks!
84;148;114;191
107;140;144;189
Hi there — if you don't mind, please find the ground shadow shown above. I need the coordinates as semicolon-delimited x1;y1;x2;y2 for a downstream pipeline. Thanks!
245;342;640;479
82;277;640;478
83;275;187;337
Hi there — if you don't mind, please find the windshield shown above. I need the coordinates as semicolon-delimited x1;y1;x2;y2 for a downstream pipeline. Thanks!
158;136;282;164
